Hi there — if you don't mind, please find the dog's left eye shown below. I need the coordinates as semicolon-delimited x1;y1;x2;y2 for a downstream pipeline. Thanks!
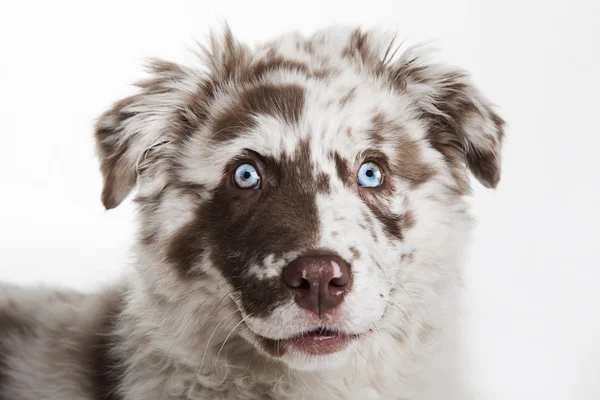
233;163;261;189
357;162;383;188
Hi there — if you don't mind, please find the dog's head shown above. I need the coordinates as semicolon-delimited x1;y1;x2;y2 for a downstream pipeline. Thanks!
95;27;503;371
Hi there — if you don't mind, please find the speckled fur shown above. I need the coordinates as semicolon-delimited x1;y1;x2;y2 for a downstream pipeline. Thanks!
0;25;504;400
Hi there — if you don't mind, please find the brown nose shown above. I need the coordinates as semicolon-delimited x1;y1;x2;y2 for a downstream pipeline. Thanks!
283;255;351;317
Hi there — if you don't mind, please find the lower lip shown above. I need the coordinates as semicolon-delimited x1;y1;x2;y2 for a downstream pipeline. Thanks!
280;330;358;355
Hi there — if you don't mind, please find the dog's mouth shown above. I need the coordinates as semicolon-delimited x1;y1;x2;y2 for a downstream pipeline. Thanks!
255;327;361;356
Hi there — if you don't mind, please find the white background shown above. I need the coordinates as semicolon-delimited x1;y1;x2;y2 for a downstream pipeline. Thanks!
1;1;599;399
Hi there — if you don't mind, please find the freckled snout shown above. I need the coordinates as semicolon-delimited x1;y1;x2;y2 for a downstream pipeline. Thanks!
283;255;352;317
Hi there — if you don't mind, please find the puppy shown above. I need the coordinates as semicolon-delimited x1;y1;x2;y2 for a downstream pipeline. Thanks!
0;26;504;400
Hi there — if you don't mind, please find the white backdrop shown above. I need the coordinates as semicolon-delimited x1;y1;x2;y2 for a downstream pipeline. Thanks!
1;1;599;399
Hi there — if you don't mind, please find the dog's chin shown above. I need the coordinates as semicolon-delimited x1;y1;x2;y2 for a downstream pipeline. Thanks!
280;345;354;371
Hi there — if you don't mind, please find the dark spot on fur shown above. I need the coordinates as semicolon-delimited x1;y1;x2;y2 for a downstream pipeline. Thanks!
350;247;361;260
370;113;435;186
389;63;503;191
359;210;378;242
401;251;415;263
89;293;125;400
165;214;207;277
312;68;337;79
167;140;322;316
211;84;305;143
368;113;387;145
316;172;331;194
342;29;370;63
402;210;416;231
333;152;352;187
365;203;403;240
252;57;310;81
339;88;356;106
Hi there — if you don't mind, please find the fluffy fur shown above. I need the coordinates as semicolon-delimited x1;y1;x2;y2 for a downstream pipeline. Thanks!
0;25;504;400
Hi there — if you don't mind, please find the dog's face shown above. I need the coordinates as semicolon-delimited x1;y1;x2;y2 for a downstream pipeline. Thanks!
95;27;503;371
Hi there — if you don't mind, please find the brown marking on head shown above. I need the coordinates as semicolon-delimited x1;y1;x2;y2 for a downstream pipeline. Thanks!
165;216;207;278
389;62;504;190
211;84;305;143
209;26;251;81
316;172;331;194
95;58;216;210
312;68;337;79
359;210;378;242
363;200;403;240
342;29;370;64
304;41;315;55
251;56;310;81
401;210;416;231
165;140;325;317
332;152;353;187
370;113;435;186
368;113;387;144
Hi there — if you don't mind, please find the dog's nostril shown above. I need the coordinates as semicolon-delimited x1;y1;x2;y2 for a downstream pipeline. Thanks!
283;254;352;316
298;279;310;290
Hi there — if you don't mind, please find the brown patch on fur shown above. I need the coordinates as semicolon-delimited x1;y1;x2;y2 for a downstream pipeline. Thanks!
401;210;416;231
165;217;207;277
89;292;125;400
332;152;352;187
304;41;315;55
342;29;370;64
251;56;310;81
364;201;403;240
350;247;361;260
359;210;378;242
339;88;356;106
211;84;305;143
316;172;331;194
390;63;504;190
211;27;251;81
370;113;435;186
312;68;337;79
167;140;323;317
401;251;415;263
394;135;435;186
95;59;217;210
368;113;387;144
95;98;137;210
465;137;503;188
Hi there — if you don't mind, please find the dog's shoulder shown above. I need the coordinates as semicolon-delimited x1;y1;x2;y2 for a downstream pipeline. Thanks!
0;282;126;400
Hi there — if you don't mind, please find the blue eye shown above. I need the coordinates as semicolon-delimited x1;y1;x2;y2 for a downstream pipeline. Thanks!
233;163;261;189
357;162;383;188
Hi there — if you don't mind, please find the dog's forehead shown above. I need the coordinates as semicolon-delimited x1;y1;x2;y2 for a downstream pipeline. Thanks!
181;72;420;187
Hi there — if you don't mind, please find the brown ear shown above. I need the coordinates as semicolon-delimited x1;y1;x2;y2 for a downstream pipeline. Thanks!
391;48;505;189
95;96;139;209
94;60;211;209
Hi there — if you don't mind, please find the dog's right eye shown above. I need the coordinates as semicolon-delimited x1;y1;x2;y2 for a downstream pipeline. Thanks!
233;163;261;189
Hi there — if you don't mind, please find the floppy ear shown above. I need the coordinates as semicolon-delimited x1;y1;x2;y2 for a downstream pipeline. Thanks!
391;48;505;189
94;60;211;209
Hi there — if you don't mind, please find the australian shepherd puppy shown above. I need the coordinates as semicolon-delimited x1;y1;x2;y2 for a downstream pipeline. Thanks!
0;25;504;400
